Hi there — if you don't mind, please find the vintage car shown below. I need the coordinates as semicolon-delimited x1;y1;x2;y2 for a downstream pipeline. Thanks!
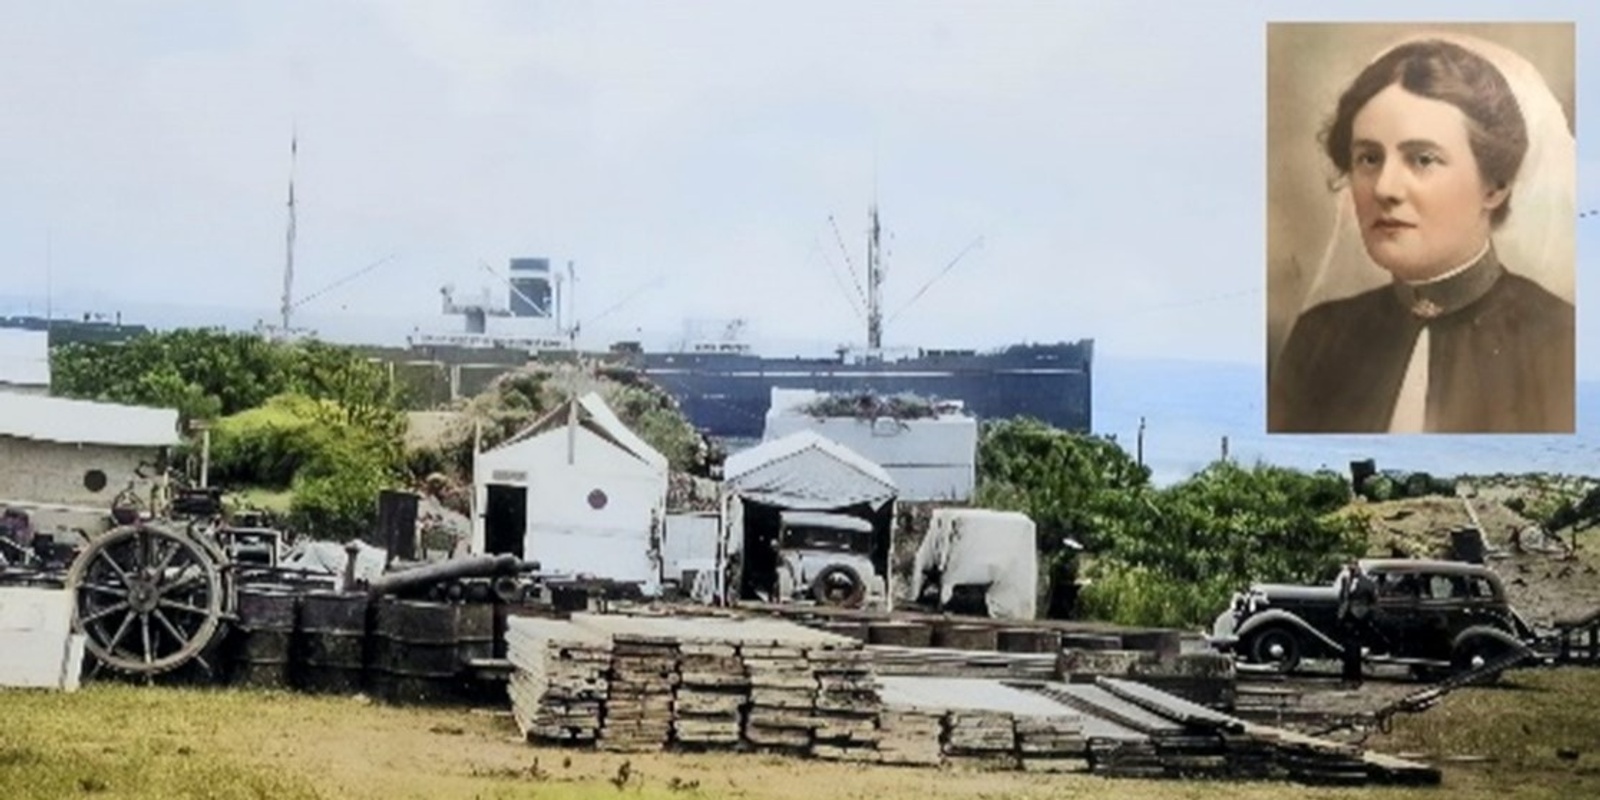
772;510;883;608
1209;558;1538;675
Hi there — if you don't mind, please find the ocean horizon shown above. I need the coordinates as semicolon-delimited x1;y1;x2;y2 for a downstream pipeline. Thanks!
1094;356;1600;487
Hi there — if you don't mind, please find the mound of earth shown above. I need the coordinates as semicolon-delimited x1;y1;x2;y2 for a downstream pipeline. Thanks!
1341;478;1600;629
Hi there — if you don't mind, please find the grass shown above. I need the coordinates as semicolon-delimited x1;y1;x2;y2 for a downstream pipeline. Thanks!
4;670;1599;800
229;486;295;515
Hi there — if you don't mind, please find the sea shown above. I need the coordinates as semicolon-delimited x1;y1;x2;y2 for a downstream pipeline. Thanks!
1093;356;1600;487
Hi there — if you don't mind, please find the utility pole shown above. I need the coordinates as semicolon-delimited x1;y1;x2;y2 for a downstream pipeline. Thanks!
1136;416;1146;467
280;131;298;336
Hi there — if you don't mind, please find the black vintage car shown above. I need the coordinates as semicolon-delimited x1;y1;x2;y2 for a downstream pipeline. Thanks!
1209;559;1538;675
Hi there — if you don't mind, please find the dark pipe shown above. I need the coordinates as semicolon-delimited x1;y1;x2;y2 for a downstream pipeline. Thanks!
491;576;522;604
365;553;520;598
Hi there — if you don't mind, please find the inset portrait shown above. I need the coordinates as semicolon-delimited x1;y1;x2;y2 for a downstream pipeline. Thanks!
1266;23;1576;434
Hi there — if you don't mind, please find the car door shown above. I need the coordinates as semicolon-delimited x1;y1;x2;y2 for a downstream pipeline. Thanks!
1371;569;1426;657
1413;573;1462;657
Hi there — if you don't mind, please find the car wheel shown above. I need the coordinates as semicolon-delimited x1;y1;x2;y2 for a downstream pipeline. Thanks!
1248;625;1303;673
1451;637;1512;683
811;564;867;608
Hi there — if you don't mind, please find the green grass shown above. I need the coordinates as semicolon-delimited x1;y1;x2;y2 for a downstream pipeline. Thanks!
4;672;1599;800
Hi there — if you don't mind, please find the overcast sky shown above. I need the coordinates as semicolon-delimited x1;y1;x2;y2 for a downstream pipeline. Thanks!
1;0;1595;367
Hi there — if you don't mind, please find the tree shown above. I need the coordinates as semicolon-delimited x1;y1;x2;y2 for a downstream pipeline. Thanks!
973;417;1152;556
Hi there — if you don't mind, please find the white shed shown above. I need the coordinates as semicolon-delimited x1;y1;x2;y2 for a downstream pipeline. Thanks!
471;391;668;593
718;430;899;605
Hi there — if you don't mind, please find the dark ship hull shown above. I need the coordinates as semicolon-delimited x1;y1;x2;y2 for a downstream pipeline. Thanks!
0;315;150;346
630;340;1094;441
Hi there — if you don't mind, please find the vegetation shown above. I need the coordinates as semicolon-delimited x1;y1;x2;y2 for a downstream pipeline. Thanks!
799;392;943;420
51;329;409;540
973;418;1365;629
414;364;707;486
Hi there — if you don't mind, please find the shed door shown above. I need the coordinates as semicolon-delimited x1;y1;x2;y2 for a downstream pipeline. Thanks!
483;483;527;558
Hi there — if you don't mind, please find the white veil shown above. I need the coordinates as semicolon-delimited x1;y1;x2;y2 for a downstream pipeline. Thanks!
1298;32;1576;312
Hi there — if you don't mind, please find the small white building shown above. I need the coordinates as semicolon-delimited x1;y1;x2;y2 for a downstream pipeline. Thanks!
762;388;978;502
718;430;899;605
0;392;181;534
0;329;50;395
471;391;668;593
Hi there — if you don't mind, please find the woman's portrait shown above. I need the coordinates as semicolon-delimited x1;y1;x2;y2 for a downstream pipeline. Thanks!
1266;23;1576;434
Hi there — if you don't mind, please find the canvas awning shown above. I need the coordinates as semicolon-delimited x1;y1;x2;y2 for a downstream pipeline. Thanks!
723;430;897;510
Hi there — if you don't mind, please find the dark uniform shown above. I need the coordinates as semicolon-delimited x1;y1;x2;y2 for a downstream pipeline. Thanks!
1270;248;1575;433
1337;563;1376;684
1046;550;1081;620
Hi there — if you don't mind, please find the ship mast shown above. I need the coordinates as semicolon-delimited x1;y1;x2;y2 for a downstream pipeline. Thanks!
866;204;883;350
279;131;298;335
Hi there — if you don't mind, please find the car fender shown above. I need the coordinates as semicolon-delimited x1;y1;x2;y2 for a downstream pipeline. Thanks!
1234;609;1346;656
1452;624;1534;658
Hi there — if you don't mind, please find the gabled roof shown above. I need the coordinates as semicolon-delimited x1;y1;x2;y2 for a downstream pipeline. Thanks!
490;391;668;472
724;430;897;510
0;393;179;447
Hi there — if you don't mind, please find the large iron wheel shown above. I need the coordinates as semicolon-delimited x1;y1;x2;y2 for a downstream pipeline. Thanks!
66;522;230;676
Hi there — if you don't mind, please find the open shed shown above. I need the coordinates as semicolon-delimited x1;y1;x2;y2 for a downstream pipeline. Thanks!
719;430;898;604
471;391;668;592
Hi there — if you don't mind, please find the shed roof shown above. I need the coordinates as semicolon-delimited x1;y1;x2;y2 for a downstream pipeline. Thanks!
489;391;668;473
0;393;180;447
724;430;897;510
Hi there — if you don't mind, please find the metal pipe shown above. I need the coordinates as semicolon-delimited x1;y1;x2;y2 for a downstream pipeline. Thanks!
366;553;520;597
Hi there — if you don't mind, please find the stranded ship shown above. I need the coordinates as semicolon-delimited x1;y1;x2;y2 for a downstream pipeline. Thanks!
407;206;1094;441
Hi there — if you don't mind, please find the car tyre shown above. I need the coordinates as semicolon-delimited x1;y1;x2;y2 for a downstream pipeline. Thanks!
811;563;867;608
1248;625;1303;673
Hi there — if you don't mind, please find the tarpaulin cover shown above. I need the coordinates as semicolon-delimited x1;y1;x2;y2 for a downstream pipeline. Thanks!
911;508;1038;620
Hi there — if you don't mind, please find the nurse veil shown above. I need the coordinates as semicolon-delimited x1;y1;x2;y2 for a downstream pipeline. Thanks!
1271;31;1577;434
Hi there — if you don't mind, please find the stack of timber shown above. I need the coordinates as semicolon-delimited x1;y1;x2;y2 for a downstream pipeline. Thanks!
742;638;821;752
672;638;746;748
864;644;1058;680
1058;648;1237;710
504;616;609;744
807;643;882;762
602;633;680;752
1013;714;1090;774
1011;676;1438;785
876;676;1083;772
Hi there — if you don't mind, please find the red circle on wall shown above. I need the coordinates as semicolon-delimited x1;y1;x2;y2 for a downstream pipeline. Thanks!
587;489;608;510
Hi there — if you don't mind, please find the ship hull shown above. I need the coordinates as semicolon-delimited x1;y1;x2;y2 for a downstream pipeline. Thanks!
632;341;1093;440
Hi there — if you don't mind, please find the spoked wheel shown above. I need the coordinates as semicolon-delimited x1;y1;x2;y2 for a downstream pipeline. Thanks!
66;522;230;677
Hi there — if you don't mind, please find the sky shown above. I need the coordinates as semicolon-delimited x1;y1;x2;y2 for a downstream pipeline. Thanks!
0;0;1595;370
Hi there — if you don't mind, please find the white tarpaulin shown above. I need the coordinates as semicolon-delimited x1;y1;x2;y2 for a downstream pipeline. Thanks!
911;508;1038;620
723;430;897;510
0;586;86;690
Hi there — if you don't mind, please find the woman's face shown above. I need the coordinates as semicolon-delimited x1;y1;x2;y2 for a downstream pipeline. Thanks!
1348;83;1508;282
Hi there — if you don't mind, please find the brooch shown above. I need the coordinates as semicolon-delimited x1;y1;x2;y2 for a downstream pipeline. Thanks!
1411;298;1443;319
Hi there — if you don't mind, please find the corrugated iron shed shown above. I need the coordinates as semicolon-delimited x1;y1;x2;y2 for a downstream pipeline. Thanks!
0;393;180;447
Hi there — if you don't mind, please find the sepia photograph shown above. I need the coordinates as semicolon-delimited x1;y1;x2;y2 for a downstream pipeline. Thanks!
1266;22;1577;434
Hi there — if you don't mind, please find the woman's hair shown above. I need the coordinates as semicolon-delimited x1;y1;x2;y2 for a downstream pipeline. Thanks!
1320;38;1528;227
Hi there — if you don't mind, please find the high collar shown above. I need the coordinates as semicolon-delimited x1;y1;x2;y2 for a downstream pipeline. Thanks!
1388;244;1504;320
